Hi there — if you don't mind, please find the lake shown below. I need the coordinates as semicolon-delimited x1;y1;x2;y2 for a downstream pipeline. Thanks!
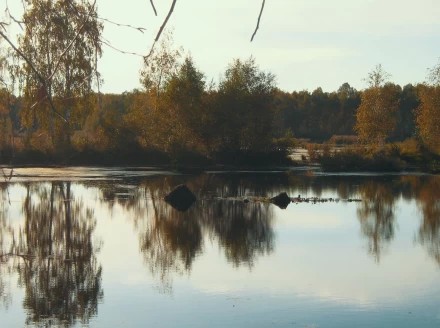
0;167;439;327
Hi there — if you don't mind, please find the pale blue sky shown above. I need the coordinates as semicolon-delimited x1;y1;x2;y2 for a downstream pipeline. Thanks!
4;0;440;93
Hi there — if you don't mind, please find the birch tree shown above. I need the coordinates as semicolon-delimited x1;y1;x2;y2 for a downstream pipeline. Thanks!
8;0;102;152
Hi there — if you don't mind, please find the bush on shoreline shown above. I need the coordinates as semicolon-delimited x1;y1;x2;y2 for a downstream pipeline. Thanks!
315;141;440;173
0;147;294;169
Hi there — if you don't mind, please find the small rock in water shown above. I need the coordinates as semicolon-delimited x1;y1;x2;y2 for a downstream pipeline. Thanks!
164;184;196;212
270;192;291;209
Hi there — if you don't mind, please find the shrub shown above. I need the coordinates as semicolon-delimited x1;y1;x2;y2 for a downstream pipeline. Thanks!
318;146;405;172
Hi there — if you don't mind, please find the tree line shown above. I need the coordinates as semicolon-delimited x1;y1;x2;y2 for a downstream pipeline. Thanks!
1;57;439;165
0;0;439;165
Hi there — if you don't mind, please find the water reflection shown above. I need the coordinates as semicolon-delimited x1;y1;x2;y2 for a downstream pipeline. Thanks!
199;199;274;267
357;181;396;262
140;194;202;292
98;175;276;291
0;185;12;309
409;177;440;265
93;173;440;281
1;171;440;325
0;182;102;326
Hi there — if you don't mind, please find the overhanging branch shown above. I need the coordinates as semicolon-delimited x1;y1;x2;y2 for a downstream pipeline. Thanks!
150;0;158;16
0;30;67;122
145;0;177;60
251;0;266;42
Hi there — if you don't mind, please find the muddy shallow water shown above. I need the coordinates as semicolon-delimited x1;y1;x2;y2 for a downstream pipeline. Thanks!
0;167;439;327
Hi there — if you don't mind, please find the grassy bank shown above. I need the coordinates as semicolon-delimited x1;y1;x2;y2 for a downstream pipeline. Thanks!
313;140;440;173
0;147;294;170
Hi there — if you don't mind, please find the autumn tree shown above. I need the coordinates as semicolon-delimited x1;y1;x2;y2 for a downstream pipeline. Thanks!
414;61;440;154
210;57;276;154
427;58;440;86
140;30;182;109
392;84;418;141
416;85;440;154
10;0;102;153
162;56;206;153
0;43;13;158
355;65;400;144
125;31;182;154
0;88;13;155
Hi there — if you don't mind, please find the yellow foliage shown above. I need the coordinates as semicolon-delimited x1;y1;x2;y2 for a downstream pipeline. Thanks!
416;86;440;154
355;85;400;144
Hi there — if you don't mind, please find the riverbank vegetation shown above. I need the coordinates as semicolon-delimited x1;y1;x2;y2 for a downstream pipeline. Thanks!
1;58;439;171
0;1;439;171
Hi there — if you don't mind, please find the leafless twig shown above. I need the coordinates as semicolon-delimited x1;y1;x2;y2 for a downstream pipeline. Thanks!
100;37;145;57
4;7;24;30
154;0;177;42
96;16;146;33
150;0;158;16
251;0;266;42
145;0;177;60
65;0;146;33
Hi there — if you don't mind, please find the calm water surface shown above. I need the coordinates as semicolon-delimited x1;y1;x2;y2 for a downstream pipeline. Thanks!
0;167;439;327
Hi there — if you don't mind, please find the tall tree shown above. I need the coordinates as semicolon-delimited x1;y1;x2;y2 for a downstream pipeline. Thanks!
10;0;102;152
140;30;182;109
427;58;440;86
355;66;400;144
416;85;440;154
416;60;440;154
212;57;276;153
125;31;182;154
0;42;13;158
364;64;391;88
162;56;206;153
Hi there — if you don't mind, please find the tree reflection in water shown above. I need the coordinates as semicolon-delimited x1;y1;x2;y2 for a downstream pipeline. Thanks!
357;180;397;262
354;175;440;265
98;174;275;292
1;182;102;326
98;173;440;290
0;183;12;308
140;193;202;293
199;198;274;268
409;176;440;265
192;174;275;268
1;172;440;322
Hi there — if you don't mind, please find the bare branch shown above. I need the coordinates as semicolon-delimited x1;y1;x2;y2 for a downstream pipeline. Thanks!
96;16;146;33
101;37;144;57
251;0;266;42
150;0;158;16
0;30;67;122
5;8;24;30
154;0;177;42
65;0;146;34
145;0;177;61
144;41;157;61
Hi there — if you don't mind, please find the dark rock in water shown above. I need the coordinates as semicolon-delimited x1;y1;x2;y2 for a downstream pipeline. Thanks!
164;184;196;212
243;198;250;203
270;192;291;209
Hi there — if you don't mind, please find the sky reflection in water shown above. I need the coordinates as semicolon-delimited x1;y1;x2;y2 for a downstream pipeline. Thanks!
0;170;439;327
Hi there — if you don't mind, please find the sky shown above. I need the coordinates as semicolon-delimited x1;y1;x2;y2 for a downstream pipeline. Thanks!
4;0;440;93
